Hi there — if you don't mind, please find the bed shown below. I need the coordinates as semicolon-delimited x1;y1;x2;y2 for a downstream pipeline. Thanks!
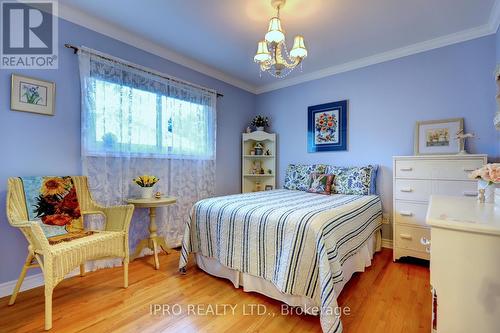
179;188;383;333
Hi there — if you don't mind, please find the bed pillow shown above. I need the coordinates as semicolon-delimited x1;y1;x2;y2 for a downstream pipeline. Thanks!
307;173;334;195
284;164;327;191
368;165;379;194
326;165;378;195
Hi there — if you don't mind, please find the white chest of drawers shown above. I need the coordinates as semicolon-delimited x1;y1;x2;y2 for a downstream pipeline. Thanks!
392;154;487;261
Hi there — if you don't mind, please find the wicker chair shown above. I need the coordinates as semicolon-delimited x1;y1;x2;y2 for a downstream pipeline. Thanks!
6;176;134;330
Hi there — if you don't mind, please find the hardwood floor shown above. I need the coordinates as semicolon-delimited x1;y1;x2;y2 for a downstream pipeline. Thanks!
0;248;430;333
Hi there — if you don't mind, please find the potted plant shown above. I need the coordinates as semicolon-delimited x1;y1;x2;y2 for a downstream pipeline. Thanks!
251;115;269;131
469;164;500;204
133;175;159;199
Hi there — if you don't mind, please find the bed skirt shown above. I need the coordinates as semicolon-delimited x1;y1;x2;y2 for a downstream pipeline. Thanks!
195;229;382;315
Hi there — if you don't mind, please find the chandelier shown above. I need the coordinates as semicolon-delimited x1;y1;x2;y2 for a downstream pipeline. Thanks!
253;0;308;78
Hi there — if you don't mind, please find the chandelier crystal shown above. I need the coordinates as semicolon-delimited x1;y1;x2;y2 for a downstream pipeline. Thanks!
254;0;308;78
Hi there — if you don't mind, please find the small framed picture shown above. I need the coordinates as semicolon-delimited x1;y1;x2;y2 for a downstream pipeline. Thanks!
415;118;464;155
265;185;273;191
11;74;55;116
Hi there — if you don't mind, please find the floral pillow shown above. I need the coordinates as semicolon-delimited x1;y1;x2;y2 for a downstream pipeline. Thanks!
284;164;326;191
326;165;378;195
307;173;334;195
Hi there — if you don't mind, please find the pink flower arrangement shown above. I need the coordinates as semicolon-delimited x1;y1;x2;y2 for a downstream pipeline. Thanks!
469;163;500;184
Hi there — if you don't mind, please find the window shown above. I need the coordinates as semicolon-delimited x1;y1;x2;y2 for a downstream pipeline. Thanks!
80;56;216;160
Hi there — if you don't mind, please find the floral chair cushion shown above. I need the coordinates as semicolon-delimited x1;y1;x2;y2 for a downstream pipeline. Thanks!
284;164;327;191
307;173;335;195
326;165;378;195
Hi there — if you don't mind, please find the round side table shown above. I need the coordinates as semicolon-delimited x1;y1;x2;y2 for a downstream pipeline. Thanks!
126;196;177;270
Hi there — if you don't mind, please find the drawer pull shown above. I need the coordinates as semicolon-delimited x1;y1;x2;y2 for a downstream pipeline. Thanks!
400;188;413;193
425;247;431;254
399;234;412;240
400;167;413;172
420;237;431;246
400;211;413;217
463;191;478;197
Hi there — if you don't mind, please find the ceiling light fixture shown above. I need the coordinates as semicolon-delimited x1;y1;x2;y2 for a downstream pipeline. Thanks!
254;0;308;79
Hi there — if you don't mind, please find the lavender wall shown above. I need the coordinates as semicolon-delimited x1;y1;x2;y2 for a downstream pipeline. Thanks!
496;28;500;155
0;18;254;284
497;26;500;63
255;35;499;239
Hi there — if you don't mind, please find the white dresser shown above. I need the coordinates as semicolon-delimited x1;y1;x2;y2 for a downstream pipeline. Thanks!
427;195;500;333
392;154;487;261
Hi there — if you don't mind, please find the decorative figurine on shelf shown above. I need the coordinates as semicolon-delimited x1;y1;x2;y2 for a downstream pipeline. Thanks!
455;129;476;154
252;160;262;175
478;189;486;203
267;169;272;174
245;126;252;134
264;149;271;156
154;192;162;199
250;115;269;132
254;142;264;155
250;149;255;155
133;175;159;199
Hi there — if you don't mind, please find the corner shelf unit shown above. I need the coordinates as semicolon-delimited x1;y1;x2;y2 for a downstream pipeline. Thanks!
242;131;276;193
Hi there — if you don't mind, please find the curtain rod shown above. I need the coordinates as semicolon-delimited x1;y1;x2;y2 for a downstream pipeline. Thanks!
64;43;223;98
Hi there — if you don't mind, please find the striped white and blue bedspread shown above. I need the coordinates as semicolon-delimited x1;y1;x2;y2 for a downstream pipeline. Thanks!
179;189;382;333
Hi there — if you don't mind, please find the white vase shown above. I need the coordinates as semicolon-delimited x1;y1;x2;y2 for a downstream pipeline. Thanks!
139;187;154;199
256;126;264;131
496;187;500;207
477;180;495;204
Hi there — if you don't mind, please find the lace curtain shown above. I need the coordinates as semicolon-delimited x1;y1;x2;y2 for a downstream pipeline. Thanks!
78;48;216;270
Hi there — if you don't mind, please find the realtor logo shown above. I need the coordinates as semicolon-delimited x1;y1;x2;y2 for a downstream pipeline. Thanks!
1;0;58;69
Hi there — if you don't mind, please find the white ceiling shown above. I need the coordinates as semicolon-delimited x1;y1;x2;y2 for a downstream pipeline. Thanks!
58;0;499;93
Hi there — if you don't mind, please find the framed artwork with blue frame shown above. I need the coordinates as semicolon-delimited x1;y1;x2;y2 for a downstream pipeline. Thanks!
308;100;348;152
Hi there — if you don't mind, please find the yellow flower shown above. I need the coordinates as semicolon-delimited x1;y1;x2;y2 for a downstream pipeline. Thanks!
133;175;159;187
41;177;67;196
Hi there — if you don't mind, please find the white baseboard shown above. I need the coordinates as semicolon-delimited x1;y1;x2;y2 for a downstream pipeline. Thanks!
0;269;86;298
0;272;45;298
381;238;393;249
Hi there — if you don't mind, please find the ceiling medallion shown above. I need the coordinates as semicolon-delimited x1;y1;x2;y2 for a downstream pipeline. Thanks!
253;0;308;79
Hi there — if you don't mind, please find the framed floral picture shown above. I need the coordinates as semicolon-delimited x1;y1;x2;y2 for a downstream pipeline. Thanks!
414;118;464;155
307;100;348;152
11;74;55;116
